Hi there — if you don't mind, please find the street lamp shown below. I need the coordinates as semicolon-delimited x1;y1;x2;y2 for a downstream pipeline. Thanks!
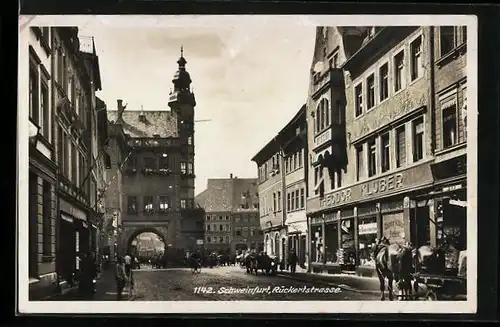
28;119;41;147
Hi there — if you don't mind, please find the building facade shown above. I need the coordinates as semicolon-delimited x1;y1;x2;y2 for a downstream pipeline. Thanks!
427;26;467;250
252;105;308;265
252;140;287;263
278;105;308;267
305;25;468;277
109;50;204;262
101;115;128;261
24;26;58;300
52;27;104;290
307;26;439;276
196;176;262;256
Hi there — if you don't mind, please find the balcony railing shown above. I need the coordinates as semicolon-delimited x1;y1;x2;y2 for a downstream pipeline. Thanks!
127;137;180;148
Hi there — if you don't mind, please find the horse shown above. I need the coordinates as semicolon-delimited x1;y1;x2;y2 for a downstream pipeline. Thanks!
372;236;414;301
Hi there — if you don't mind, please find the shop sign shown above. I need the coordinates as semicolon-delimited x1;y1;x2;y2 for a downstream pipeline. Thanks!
358;222;377;235
382;213;405;244
319;164;432;210
60;199;87;221
196;239;204;245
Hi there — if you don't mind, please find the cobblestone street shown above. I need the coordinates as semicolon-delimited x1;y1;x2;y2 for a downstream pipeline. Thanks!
131;266;380;301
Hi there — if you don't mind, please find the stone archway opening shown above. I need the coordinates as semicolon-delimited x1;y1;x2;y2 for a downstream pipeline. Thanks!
126;228;168;268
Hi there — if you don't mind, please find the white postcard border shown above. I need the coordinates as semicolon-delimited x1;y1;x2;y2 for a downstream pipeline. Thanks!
18;14;478;314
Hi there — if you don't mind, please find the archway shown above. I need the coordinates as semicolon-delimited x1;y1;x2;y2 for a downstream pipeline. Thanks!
126;228;168;268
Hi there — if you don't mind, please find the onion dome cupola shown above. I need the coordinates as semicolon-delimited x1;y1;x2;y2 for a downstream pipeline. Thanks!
172;46;192;92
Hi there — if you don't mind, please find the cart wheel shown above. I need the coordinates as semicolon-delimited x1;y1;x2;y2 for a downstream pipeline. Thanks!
426;290;439;301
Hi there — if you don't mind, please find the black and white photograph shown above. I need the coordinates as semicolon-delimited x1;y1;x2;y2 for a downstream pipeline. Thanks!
18;15;477;314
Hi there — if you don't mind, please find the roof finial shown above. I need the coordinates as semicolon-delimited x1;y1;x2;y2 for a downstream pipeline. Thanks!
141;105;144;114
180;45;184;58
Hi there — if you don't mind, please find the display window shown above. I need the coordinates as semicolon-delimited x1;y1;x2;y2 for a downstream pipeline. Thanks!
325;223;339;264
358;216;378;266
339;218;355;266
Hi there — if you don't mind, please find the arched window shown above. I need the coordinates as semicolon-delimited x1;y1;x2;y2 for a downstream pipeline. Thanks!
315;98;330;134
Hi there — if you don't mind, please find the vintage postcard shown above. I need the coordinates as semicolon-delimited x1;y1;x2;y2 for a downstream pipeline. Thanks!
18;14;477;314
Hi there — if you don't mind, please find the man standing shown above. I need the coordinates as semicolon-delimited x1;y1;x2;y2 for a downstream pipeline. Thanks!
124;253;132;278
288;249;297;274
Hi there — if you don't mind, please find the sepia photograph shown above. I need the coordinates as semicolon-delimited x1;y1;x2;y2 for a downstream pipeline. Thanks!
18;15;477;314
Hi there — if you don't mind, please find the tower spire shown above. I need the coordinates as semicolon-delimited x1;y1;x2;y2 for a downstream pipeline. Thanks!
180;45;184;58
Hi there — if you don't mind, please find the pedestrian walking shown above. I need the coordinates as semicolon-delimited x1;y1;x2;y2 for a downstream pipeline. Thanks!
115;257;127;301
288;249;297;274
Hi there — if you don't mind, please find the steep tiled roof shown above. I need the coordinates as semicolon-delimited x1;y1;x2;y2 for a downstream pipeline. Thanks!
107;110;178;138
195;178;259;213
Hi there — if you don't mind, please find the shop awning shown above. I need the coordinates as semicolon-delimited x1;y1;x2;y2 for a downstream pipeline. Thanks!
61;213;74;223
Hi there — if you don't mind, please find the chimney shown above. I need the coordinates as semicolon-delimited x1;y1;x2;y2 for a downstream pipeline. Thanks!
230;173;233;179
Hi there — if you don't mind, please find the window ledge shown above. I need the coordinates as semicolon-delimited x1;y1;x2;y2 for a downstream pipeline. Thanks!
436;43;467;68
435;142;467;157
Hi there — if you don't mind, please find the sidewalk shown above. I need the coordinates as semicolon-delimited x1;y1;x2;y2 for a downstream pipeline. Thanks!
277;267;381;295
47;264;132;301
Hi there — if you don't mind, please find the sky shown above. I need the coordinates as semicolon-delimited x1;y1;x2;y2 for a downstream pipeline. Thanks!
77;19;316;195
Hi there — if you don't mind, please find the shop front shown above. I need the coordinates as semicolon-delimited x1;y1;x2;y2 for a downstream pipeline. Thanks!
307;161;434;276
58;198;89;286
286;220;308;268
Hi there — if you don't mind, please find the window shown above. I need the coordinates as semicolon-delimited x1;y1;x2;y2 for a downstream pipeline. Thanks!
396;126;406;167
379;63;389;101
381;133;390;173
180;199;187;209
40;80;50;138
29;64;39;124
277;191;281;211
143;157;156;169
206;224;211;231
368;139;377;177
410;36;422;81
71;144;77;184
295;190;300;210
290;191;295;211
287;193;291;212
180;161;187;174
42;181;52;257
207;236;211;243
226;216;230;220
159;196;170;211
225;236;230;243
41;27;50;46
29;172;38;278
300;188;305;209
236;228;241;236
187;162;194;175
273;193;277;212
355;83;363;117
219;225;223;232
443;105;457;148
394;50;405;92
127;196;137;214
356;145;364;181
367;74;375;109
316;99;330;133
293;153;297;170
298;150;303;167
219;237;224;243
144;196;154;213
250;228;255;236
188;136;193;145
412;117;424;162
330;170;335;190
206;215;211;221
440;26;456;57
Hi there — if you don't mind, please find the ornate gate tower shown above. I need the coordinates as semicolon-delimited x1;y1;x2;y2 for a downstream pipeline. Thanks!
168;47;204;252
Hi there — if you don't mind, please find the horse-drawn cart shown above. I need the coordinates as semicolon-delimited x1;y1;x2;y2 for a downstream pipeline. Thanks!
412;248;467;301
413;272;466;301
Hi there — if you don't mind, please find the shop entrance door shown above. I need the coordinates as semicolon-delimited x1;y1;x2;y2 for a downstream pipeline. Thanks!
299;235;306;267
59;217;76;284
